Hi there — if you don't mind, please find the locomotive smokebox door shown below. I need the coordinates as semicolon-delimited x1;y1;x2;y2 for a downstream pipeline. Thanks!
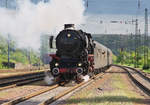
49;36;54;48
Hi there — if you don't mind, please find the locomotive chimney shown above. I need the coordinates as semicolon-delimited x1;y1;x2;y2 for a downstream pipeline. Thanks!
64;24;75;30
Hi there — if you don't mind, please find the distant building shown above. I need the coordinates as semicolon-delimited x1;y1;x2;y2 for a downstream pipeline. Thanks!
40;34;51;64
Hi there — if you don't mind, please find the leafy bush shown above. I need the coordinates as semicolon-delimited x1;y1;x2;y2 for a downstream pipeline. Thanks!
0;35;41;69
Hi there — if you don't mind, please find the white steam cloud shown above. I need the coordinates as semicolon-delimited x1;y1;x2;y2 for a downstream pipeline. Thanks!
0;0;85;50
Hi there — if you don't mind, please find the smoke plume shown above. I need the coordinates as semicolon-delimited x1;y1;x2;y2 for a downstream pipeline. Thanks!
0;0;85;50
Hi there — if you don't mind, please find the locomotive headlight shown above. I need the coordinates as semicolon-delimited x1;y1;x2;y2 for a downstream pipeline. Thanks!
67;34;71;37
78;63;82;67
55;63;59;66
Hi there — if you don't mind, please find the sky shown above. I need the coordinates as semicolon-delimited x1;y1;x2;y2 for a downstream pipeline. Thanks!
0;0;150;35
81;0;150;34
86;0;150;15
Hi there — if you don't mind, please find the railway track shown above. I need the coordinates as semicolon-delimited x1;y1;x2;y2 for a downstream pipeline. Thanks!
0;71;45;91
2;69;108;105
39;72;106;105
114;65;150;96
1;66;150;105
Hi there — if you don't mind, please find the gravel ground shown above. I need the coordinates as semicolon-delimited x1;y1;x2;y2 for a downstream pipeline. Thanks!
59;66;150;105
126;68;150;90
0;70;44;78
0;80;48;104
1;66;150;105
16;86;69;105
134;68;150;78
126;67;150;79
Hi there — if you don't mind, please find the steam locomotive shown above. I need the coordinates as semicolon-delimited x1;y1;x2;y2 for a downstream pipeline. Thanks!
45;24;112;84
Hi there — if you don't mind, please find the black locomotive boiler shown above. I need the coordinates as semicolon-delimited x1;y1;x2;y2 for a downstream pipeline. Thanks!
47;24;112;84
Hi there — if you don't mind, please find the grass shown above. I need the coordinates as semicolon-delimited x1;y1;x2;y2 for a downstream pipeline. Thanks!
143;70;150;73
118;63;150;74
65;71;145;105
